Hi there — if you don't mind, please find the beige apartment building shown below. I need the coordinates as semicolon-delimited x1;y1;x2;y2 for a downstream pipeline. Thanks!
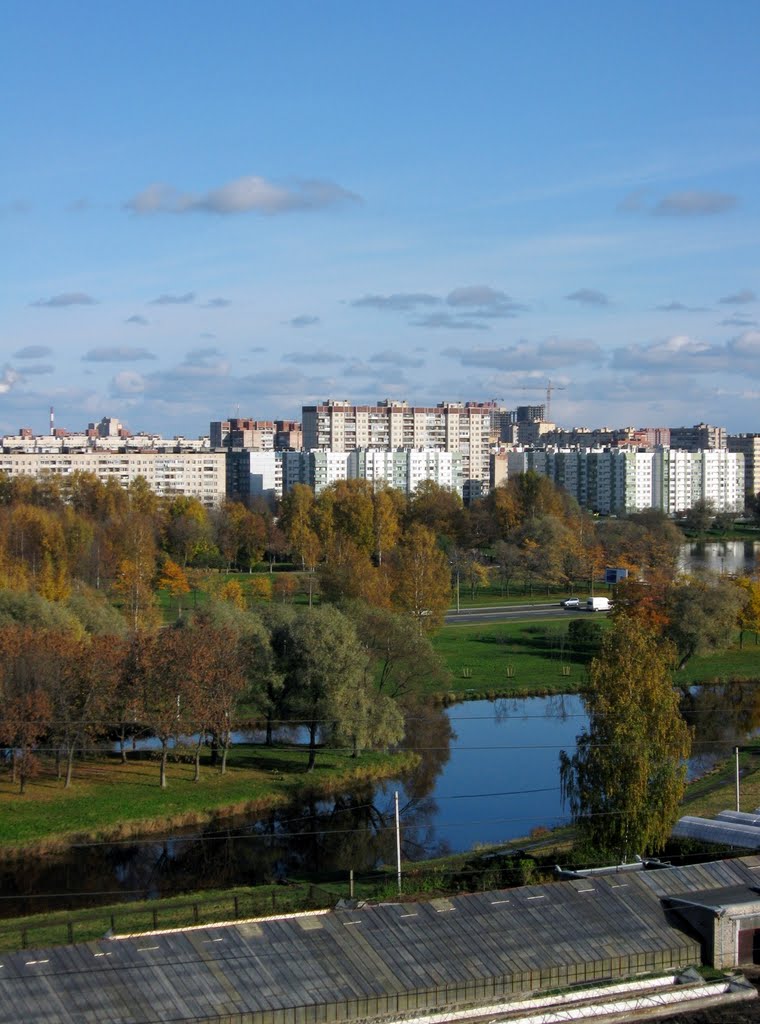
301;398;493;499
0;451;227;506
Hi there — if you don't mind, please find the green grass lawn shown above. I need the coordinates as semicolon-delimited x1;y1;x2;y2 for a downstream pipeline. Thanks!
432;617;760;700
0;745;415;851
430;618;595;699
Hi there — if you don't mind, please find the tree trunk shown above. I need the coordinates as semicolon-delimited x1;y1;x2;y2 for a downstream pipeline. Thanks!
220;740;229;775
65;746;75;788
265;715;273;746
193;742;202;782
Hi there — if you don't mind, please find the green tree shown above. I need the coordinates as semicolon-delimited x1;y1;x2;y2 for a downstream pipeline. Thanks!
560;617;692;860
735;576;760;647
348;602;450;702
274;606;369;770
665;576;746;669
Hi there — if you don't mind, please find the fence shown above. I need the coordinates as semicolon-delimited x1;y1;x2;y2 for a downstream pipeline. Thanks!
2;883;340;953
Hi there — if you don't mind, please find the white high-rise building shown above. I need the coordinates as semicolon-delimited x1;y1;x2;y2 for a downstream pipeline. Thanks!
506;447;744;515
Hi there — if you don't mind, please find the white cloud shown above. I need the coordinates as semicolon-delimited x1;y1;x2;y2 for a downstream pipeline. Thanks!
654;191;737;216
111;371;146;395
13;345;52;359
0;367;20;393
30;292;97;308
613;331;760;377
565;288;610;307
83;347;156;363
370;349;425;368
149;292;195;305
125;176;360;215
351;292;440;311
282;350;344;365
718;288;756;304
286;315;321;328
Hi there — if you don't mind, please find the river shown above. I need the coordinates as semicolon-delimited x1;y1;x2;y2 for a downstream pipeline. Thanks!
4;680;760;918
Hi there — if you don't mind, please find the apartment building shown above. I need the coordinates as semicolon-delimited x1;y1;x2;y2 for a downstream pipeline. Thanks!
227;447;463;501
727;433;760;498
507;447;744;515
669;423;727;451
210;418;302;451
0;451;227;506
302;398;491;500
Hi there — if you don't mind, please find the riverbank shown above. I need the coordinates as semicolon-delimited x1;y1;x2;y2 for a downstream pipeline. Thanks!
430;619;760;701
4;748;760;955
0;744;418;855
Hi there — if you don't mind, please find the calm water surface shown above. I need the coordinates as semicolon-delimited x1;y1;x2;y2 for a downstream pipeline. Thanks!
4;676;760;915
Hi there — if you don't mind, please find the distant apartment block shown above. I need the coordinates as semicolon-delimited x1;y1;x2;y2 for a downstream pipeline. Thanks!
210;418;302;451
302;398;491;500
0;451;226;506
508;446;744;515
227;447;463;502
669;423;727;451
727;433;760;498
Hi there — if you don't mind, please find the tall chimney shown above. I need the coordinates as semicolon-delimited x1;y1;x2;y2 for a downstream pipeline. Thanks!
50;406;54;434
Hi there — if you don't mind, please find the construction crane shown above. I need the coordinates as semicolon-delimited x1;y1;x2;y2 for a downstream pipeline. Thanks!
520;380;566;422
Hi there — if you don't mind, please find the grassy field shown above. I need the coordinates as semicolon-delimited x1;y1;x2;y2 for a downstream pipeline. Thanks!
0;745;416;851
430;618;591;699
431;617;760;700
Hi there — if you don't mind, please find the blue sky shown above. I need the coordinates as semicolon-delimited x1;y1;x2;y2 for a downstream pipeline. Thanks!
2;0;759;438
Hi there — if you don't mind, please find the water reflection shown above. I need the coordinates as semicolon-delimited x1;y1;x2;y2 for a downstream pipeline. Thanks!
5;686;760;916
682;681;760;777
680;539;760;576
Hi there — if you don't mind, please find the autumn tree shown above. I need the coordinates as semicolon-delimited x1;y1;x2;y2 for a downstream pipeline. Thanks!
278;484;318;569
390;524;451;630
51;633;128;787
560;617;692;860
131;628;202;788
214;501;267;571
163;495;214;567
158;558;191;617
320;479;375;559
0;626;54;793
175;620;248;777
318;538;390;609
405;480;466;547
373;486;404;566
492;540;522;596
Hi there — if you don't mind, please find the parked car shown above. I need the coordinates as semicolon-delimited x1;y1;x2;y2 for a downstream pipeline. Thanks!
560;597;581;609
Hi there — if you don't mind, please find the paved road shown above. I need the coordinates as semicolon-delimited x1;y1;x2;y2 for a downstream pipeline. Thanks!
444;602;596;625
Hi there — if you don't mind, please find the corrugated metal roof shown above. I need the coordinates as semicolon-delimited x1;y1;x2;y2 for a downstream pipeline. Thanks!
5;857;755;1024
672;815;760;850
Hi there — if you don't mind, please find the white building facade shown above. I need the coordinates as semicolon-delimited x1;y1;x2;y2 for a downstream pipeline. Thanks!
507;447;744;515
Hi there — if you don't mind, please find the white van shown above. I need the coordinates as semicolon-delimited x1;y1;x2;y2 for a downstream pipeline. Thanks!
586;596;611;612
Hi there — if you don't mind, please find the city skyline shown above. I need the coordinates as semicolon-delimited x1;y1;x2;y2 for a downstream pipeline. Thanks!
2;1;759;438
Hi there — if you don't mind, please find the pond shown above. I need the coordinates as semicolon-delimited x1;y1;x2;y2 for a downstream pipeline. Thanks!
6;685;760;917
680;539;760;576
